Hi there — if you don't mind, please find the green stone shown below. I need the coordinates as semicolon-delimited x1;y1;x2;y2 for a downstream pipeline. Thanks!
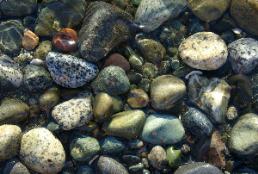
166;147;181;167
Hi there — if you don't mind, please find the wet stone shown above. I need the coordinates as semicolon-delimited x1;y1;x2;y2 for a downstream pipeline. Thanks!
103;53;130;72
174;162;223;174
148;145;167;170
22;29;39;51
3;160;30;174
100;136;125;155
97;156;129;174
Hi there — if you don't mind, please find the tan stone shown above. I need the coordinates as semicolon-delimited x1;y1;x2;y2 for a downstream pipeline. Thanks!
22;29;39;50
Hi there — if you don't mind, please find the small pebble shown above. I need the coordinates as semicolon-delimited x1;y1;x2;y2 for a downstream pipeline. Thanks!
100;136;125;155
22;29;39;50
174;162;223;174
127;88;149;108
97;156;129;174
148;145;167;170
103;53;130;72
93;92;113;122
166;146;181;168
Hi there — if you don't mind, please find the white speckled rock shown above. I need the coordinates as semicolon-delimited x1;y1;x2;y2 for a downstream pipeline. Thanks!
228;38;258;74
179;32;228;70
0;54;23;90
20;128;65;174
135;0;187;32
51;92;93;130
0;125;22;161
46;52;99;88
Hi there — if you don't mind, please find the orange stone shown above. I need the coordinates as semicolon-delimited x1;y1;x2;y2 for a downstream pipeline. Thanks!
103;53;130;72
52;28;78;52
22;29;39;50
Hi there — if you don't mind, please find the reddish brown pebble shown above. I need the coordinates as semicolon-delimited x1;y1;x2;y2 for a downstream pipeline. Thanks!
103;53;130;72
22;29;39;50
52;28;78;52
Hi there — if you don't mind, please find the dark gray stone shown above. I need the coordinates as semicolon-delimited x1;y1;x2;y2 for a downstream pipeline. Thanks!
174;162;223;174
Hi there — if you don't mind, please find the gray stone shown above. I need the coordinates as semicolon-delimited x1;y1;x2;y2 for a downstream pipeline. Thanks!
148;145;167;170
20;128;65;174
135;0;187;32
228;38;258;74
46;52;98;88
3;160;30;174
100;136;125;155
229;113;258;156
0;20;24;56
97;156;129;174
91;66;130;95
70;136;100;162
77;165;94;174
51;92;93;130
142;114;185;145
0;0;37;17
174;162;223;174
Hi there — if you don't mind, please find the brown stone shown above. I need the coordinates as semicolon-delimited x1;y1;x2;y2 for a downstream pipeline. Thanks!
127;88;149;108
103;53;130;72
22;29;39;50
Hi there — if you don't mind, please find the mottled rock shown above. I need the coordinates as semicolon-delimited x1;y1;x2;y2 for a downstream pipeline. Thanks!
35;0;87;36
142;114;185;145
174;162;223;174
179;32;228;70
46;52;98;88
0;0;37;17
97;156;129;174
70;136;100;162
100;136;125;155
127;88;149;108
3;160;30;174
0;54;23;90
148;146;167;170
22;29;39;50
39;87;60;113
231;0;258;36
135;0;187;32
150;75;186;110
104;110;146;139
228;38;258;74
20;128;65;173
0;20;24;56
51;92;92;130
187;0;231;22
182;107;213;137
0;98;29;125
104;54;130;72
23;65;53;92
229;113;258;156
93;92;113;122
91;66;130;95
34;40;52;59
0;125;22;161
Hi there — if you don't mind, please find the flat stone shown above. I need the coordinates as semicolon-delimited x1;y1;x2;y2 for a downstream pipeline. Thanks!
97;156;129;174
174;162;223;174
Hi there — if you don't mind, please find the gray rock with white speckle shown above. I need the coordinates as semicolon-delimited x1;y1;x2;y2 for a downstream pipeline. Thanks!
174;162;223;174
46;52;99;88
228;38;258;74
51;92;93;130
97;156;129;174
20;128;65;174
0;54;23;91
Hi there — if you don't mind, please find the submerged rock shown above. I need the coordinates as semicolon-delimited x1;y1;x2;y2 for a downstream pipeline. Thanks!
135;0;187;32
97;156;129;174
174;162;223;174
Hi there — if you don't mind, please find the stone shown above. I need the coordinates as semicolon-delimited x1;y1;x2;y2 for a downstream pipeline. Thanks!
20;128;65;173
70;136;100;162
3;160;30;174
135;0;187;32
46;52;99;88
104;54;130;72
93;92;113;122
0;54;23;91
148;145;167;170
230;0;258;36
104;110;146;139
97;156;129;174
142;63;158;79
174;162;223;174
23;65;53;92
142;114;185;145
52;28;78;53
22;29;39;50
51;92;93;130
39;87;60;113
182;107;214;137
0;20;24;56
77;165;94;174
0;125;22;161
137;39;166;64
229;113;258;156
34;40;52;59
167;147;182;167
179;32;228;70
100;136;125;155
35;0;87;36
0;0;37;17
91;66;130;95
228;38;258;74
0;98;29;125
150;75;186;110
127;88;149;108
187;0;231;22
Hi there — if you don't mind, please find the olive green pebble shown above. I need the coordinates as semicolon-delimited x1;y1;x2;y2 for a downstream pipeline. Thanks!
0;98;29;124
0;125;22;161
166;147;182;167
93;92;113;122
33;40;52;59
70;136;100;162
104;110;146;139
142;63;158;79
39;87;60;113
